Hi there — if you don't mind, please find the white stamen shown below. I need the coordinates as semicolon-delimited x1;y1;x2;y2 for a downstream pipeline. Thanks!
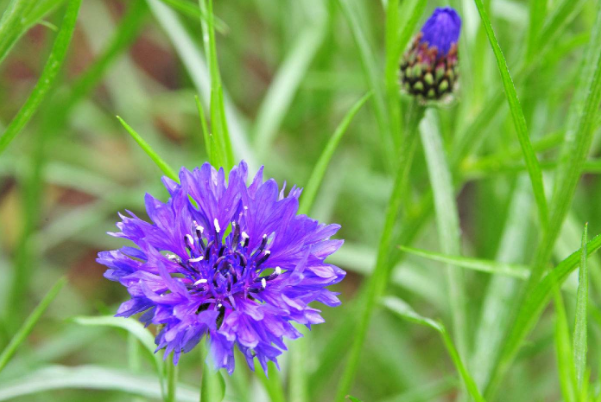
185;234;194;245
241;232;249;245
194;278;207;286
217;303;223;309
189;256;204;263
261;278;267;289
167;254;180;262
275;266;282;275
214;218;221;232
264;250;271;256
195;225;204;234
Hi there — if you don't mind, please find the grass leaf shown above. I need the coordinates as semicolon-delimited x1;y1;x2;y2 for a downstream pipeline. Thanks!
0;277;67;373
117;117;179;182
473;0;548;228
573;223;588;391
420;111;467;357
0;0;82;157
0;365;200;401
400;246;529;279
298;92;371;215
383;297;485;402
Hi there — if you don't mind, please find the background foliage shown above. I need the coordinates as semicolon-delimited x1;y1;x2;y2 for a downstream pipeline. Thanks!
0;0;600;401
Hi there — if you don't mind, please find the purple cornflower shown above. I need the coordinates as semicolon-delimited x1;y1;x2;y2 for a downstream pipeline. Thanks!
97;161;345;374
400;7;462;101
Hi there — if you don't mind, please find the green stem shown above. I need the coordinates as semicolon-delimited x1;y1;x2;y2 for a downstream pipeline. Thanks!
334;102;425;401
166;362;178;402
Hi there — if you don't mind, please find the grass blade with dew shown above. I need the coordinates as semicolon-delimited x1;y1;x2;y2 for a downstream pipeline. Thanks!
334;104;425;402
72;315;166;397
253;24;326;156
298;92;371;215
420;110;468;359
0;365;202;402
117;117;178;182
383;297;485;402
400;246;530;279
473;0;548;228
0;277;67;373
0;0;82;157
574;224;589;392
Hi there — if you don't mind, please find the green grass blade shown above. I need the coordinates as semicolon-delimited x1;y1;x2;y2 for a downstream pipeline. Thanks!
333;105;424;402
336;0;394;168
524;1;601;299
147;0;256;169
0;277;67;373
158;0;226;32
298;92;371;215
0;365;201;401
383;297;485;402
420;111;467;358
253;26;325;155
401;246;530;279
117;117;179;182
554;288;577;402
473;0;548;228
0;0;38;65
573;223;589;391
0;0;82;157
488;232;601;398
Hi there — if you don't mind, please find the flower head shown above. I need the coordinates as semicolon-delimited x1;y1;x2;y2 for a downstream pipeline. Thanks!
97;161;345;374
400;7;462;101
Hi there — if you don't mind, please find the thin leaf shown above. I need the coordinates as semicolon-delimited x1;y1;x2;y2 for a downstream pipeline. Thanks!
573;223;588;390
0;0;82;156
254;26;326;155
0;277;67;373
72;315;165;399
0;365;202;401
420;111;467;360
554;287;577;402
117;117;179;182
489;232;601;398
400;246;529;279
298;92;371;215
383;297;485;402
0;0;38;65
158;0;227;32
473;0;548;228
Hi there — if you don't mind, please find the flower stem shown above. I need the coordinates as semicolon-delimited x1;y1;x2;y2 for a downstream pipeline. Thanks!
334;102;426;401
166;362;177;402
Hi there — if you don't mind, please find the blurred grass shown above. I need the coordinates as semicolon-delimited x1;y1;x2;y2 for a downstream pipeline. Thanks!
0;0;599;401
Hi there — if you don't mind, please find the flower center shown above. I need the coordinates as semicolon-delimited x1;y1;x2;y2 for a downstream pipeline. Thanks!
168;218;282;314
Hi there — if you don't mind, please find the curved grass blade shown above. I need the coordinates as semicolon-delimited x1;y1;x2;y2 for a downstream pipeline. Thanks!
158;0;227;32
0;0;82;157
473;0;548;228
0;365;202;402
574;224;589;390
72;315;166;398
554;286;577;402
400;246;529;279
117;117;178;182
0;277;67;373
298;92;371;215
383;297;485;402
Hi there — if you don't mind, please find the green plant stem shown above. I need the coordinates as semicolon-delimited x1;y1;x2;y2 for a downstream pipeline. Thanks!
166;362;178;402
0;277;67;373
334;103;425;402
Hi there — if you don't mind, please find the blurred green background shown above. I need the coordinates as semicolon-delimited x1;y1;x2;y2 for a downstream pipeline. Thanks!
0;0;600;401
